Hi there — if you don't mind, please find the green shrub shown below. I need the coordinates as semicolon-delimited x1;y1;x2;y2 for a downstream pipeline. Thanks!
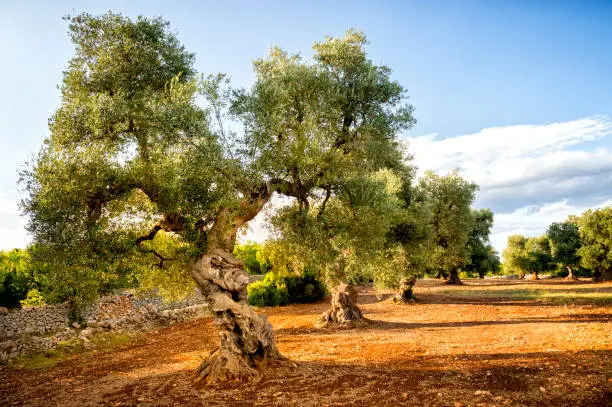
234;242;269;274
247;270;325;307
283;269;326;303
20;288;46;307
247;273;288;307
0;272;29;308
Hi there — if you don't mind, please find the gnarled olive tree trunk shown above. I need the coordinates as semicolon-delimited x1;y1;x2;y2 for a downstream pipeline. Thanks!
318;283;366;328
188;184;287;385
190;249;285;385
445;268;463;285
393;276;417;303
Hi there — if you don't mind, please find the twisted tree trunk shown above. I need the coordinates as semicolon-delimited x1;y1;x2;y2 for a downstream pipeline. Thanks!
318;283;366;327
565;266;578;281
393;276;417;303
445;268;463;285
188;182;287;385
190;249;285;385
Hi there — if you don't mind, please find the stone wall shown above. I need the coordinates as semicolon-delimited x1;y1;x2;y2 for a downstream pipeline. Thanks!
0;304;69;339
0;290;209;361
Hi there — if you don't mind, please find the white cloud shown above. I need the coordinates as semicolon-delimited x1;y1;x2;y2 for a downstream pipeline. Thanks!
0;193;19;216
238;194;294;244
406;116;612;254
0;226;28;251
491;198;612;257
0;192;30;250
408;117;612;203
409;116;611;179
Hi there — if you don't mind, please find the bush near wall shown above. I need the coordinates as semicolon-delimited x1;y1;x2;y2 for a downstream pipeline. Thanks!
247;270;326;307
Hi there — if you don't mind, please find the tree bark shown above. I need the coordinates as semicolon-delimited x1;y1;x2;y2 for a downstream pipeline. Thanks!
190;249;285;385
393;276;417;303
188;181;288;385
445;269;463;285
478;271;485;279
318;283;366;327
597;269;612;281
565;266;578;281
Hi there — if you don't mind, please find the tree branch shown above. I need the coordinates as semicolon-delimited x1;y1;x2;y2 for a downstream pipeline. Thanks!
135;224;176;268
317;185;332;219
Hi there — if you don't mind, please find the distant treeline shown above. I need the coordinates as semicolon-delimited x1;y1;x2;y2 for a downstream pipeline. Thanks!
503;206;612;280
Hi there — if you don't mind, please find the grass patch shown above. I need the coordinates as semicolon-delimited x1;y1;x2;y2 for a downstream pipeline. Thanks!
439;286;612;304
10;332;136;370
11;338;85;369
89;332;133;351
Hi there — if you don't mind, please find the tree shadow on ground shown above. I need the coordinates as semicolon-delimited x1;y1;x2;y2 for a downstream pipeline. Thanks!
2;348;608;407
274;312;612;336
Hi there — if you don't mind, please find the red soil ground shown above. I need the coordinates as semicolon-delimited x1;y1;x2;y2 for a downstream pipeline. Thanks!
1;279;610;406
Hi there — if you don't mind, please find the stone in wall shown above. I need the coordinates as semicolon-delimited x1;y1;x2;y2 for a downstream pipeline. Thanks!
0;290;209;362
0;304;69;339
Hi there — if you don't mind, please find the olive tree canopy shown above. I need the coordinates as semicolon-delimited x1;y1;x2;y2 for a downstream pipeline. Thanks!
21;13;415;384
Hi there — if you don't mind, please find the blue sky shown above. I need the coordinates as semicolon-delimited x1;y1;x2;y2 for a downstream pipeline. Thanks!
1;0;611;253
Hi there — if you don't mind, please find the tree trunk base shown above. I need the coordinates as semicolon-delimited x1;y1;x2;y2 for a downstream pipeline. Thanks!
435;271;448;280
190;250;288;386
317;283;368;328
444;270;463;285
530;274;539;280
564;266;578;281
392;277;417;303
596;270;612;282
194;344;288;386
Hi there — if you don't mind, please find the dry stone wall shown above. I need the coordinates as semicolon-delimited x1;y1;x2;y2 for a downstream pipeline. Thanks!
0;290;209;361
0;304;69;339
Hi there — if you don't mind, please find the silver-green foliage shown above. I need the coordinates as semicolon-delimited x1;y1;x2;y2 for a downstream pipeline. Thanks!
20;13;415;311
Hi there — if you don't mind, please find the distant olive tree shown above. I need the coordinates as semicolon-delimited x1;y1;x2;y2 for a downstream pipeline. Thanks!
547;220;581;280
420;171;478;285
577;207;612;281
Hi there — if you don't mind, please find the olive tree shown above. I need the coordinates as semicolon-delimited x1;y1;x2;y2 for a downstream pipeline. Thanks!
524;235;554;280
464;209;498;279
270;168;410;326
503;235;529;278
21;13;415;384
547;220;581;280
577;207;612;281
420;171;478;285
378;178;433;302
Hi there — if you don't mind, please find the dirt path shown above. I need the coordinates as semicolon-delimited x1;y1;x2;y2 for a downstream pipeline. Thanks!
1;279;611;406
